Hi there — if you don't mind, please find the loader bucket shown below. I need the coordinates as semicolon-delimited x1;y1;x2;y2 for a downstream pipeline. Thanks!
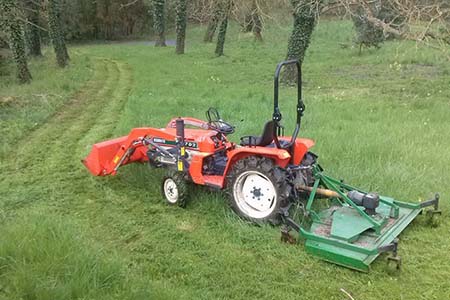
294;168;440;272
82;136;127;176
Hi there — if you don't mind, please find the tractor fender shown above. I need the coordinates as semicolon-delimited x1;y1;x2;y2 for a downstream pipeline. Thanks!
188;147;290;189
288;138;315;165
224;147;291;177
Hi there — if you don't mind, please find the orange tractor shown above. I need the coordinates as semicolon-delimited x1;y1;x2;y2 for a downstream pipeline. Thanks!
83;60;314;224
83;60;440;271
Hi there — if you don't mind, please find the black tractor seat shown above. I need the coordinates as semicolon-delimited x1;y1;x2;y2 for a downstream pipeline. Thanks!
240;121;275;147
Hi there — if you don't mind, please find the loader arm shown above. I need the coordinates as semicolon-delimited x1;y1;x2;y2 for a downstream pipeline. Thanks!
82;127;176;176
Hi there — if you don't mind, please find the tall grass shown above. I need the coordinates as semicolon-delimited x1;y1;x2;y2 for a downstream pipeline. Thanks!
0;214;123;300
0;50;93;158
1;19;449;299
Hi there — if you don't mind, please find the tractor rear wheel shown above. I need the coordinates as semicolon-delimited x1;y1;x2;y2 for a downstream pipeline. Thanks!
227;156;289;224
161;171;188;208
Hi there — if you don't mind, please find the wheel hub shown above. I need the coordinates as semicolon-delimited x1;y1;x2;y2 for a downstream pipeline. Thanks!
251;187;264;200
233;171;277;219
164;178;179;203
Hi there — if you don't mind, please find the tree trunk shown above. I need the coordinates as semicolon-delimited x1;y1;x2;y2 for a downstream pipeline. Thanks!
215;0;231;57
48;0;69;67
251;0;263;42
152;0;166;47
215;17;228;56
1;0;32;83
23;0;42;56
282;0;317;84
175;0;187;54
204;6;220;43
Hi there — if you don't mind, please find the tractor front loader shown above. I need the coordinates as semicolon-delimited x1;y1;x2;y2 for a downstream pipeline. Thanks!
83;60;441;272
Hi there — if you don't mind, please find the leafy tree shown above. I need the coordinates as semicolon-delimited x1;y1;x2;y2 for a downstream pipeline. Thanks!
1;0;32;83
352;5;384;52
175;0;187;54
23;0;42;56
282;0;317;84
153;0;166;46
48;0;69;67
215;0;231;57
351;1;405;52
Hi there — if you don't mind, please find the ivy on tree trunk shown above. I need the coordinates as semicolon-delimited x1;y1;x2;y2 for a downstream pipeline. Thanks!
175;0;187;54
1;0;32;83
215;0;231;57
24;0;42;57
215;17;228;56
48;0;69;67
282;0;317;84
152;0;166;47
352;5;384;54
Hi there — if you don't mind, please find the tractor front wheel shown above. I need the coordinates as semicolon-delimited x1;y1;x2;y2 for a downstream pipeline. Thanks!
161;171;188;208
227;156;289;224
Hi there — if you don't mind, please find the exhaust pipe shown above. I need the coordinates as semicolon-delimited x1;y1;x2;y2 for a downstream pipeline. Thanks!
176;118;186;171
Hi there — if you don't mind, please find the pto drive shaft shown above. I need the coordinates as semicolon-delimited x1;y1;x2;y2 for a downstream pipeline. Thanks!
296;185;380;215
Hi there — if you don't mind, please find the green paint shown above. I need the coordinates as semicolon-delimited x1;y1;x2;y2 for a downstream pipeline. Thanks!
297;167;427;272
330;207;374;242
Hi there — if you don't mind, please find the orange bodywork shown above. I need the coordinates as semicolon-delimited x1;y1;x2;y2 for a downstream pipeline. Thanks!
82;117;315;189
188;145;296;188
286;137;315;165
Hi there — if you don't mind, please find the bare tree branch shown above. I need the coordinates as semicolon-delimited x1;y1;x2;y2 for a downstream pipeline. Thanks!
120;0;140;10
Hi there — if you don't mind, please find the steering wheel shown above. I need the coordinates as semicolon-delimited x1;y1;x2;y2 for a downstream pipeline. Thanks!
206;107;235;135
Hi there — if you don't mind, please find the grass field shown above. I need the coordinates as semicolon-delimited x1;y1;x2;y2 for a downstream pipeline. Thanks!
1;20;450;300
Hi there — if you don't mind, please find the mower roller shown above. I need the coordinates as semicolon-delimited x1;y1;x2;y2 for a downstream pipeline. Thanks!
83;60;441;272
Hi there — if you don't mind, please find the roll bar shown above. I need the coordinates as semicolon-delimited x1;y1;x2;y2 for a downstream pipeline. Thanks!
272;59;305;150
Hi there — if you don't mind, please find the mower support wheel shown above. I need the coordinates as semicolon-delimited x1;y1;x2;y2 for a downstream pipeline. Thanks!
226;156;289;224
161;171;188;208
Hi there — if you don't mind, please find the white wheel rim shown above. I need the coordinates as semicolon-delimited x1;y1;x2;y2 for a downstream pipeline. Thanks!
233;171;277;219
164;178;179;203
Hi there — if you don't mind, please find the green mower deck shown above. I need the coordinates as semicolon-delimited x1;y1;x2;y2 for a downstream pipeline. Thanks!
284;167;441;272
302;200;423;272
